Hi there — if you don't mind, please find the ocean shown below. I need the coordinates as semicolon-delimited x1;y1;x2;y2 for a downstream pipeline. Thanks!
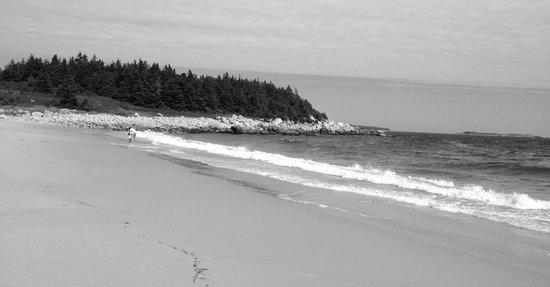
182;68;550;138
122;69;550;235
132;131;550;234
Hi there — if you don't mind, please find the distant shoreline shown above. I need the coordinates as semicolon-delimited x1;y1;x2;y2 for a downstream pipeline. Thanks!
179;66;550;92
460;131;541;138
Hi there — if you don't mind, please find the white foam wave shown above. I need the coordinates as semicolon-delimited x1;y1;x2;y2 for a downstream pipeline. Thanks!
137;131;550;210
140;143;550;233
408;176;455;187
232;168;550;233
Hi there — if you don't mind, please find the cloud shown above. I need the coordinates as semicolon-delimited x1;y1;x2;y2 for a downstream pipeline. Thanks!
1;0;549;87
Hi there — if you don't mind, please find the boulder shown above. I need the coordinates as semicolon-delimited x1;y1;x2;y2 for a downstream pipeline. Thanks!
272;118;283;125
31;111;44;117
267;125;283;133
230;125;243;134
372;130;385;137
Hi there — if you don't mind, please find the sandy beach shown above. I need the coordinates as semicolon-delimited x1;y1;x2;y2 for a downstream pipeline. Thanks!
1;119;549;287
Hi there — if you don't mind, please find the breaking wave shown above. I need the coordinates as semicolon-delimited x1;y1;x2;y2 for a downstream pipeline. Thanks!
138;131;550;211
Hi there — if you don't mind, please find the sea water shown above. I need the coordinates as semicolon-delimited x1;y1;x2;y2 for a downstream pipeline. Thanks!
134;131;550;234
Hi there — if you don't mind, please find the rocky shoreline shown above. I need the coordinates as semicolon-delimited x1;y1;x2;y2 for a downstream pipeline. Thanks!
0;107;386;136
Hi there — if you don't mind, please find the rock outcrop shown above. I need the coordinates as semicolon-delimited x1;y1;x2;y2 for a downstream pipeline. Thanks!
1;108;386;136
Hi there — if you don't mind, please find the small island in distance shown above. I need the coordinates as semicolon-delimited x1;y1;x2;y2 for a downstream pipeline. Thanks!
460;131;541;138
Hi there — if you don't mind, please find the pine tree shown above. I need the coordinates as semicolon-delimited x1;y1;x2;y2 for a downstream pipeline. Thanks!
35;71;53;92
57;76;79;109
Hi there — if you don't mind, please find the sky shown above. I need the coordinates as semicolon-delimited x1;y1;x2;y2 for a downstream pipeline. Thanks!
1;0;549;135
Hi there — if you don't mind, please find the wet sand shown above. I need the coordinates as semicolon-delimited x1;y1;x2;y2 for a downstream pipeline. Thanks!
1;120;549;286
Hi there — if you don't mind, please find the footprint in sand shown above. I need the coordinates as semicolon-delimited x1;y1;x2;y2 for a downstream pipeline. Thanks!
120;221;208;285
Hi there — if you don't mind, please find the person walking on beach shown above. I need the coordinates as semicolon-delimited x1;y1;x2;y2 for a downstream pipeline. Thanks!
128;127;137;143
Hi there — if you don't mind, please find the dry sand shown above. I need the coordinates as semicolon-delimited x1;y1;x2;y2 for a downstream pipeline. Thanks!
1;120;549;286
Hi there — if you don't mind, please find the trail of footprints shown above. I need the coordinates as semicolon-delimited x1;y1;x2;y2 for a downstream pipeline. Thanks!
68;198;208;286
123;221;209;286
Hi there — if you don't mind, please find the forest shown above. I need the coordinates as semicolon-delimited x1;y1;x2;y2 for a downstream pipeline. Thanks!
0;53;327;122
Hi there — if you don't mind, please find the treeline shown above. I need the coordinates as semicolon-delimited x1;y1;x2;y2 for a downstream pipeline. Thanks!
0;53;327;121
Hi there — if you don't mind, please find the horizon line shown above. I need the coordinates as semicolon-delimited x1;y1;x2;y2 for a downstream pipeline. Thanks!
177;65;550;92
2;52;548;91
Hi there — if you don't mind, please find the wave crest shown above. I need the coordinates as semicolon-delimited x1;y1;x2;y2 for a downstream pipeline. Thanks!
138;131;550;210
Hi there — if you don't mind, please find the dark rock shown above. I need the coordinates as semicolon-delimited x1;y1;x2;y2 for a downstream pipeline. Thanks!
304;131;317;136
267;126;283;133
231;125;243;134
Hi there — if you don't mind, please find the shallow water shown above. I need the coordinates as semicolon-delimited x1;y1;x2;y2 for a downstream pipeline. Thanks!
132;131;550;233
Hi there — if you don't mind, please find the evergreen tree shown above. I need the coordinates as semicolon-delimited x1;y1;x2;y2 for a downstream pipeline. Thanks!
57;76;79;109
35;71;53;92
